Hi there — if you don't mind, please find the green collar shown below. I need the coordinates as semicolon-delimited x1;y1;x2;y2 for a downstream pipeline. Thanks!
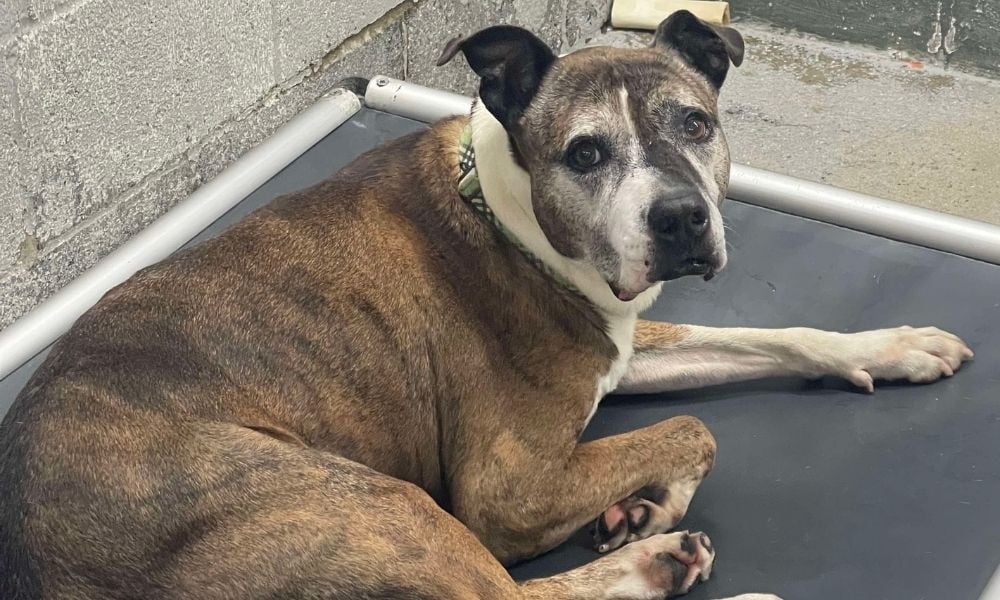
456;125;582;296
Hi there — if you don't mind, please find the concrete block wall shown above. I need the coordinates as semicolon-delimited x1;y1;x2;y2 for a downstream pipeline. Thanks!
0;0;612;329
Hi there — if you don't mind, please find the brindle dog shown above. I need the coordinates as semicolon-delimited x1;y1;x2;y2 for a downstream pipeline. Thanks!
0;11;970;600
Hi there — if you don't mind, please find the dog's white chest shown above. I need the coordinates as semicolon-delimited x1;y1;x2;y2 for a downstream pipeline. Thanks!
587;313;637;427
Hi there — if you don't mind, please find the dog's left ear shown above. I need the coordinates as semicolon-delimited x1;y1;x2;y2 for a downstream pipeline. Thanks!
437;26;556;130
653;10;744;88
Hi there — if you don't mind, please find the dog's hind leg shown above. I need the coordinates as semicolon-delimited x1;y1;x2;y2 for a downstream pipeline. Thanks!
179;428;718;600
25;421;718;600
152;426;528;600
166;426;723;600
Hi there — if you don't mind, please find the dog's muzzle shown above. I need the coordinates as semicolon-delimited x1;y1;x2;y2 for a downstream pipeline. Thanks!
647;194;721;282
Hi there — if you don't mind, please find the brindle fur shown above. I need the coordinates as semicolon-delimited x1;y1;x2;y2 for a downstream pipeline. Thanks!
0;107;718;597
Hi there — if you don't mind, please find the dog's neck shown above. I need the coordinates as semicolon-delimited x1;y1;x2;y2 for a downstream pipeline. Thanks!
468;101;662;319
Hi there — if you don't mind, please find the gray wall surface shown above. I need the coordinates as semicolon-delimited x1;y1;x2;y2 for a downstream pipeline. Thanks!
0;0;610;328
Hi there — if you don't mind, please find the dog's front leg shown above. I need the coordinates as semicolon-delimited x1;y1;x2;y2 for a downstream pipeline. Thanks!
454;414;716;565
617;320;974;394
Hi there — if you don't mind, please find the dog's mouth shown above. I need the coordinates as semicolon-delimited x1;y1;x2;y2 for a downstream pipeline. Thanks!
665;258;718;282
610;258;718;302
609;283;642;302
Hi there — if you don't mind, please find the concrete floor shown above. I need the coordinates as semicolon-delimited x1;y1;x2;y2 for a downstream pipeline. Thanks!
577;23;1000;226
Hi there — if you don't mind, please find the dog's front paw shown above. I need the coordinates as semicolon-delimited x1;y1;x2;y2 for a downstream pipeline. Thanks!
826;326;973;392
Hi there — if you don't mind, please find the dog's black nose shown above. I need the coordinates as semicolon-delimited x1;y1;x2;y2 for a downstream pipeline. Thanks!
647;196;710;243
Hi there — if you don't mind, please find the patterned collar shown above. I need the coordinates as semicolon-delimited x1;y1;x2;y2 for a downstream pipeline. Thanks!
456;124;582;296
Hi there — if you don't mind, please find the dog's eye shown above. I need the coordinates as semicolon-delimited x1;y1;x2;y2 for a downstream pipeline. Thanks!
683;113;712;142
566;139;605;171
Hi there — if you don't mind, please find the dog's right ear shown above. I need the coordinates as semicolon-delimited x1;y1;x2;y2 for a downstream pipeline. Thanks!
437;26;556;131
653;10;744;89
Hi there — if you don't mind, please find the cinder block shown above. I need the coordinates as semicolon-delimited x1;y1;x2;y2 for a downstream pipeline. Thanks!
1;0;29;37
0;200;23;275
404;0;608;95
0;156;200;329
564;0;613;46
0;19;406;329
201;20;406;184
26;1;69;20
15;0;273;245
403;0;487;95
270;0;406;84
510;0;565;49
0;63;25;274
11;1;79;22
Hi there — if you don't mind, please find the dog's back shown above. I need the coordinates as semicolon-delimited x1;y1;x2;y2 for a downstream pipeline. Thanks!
0;120;488;598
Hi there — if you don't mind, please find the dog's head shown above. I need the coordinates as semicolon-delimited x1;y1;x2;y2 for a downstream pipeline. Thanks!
438;12;743;301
